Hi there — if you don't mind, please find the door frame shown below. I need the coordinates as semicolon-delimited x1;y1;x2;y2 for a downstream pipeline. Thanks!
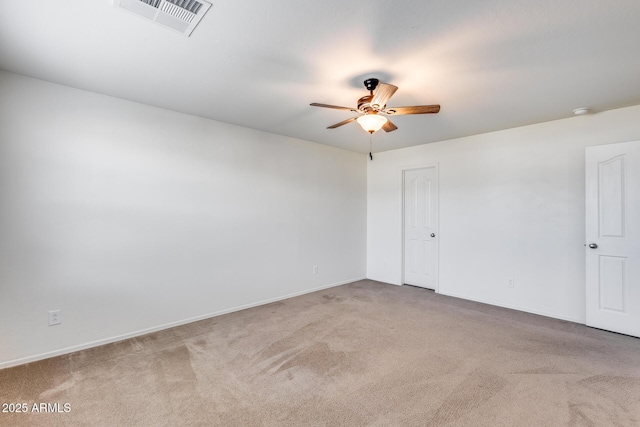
400;163;440;292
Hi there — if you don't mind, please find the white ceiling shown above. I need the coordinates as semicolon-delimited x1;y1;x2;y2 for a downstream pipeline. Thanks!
2;0;640;153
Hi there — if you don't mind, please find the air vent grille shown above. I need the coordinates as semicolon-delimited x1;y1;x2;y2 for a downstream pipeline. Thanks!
113;0;212;36
161;2;195;23
139;0;161;7
165;0;203;14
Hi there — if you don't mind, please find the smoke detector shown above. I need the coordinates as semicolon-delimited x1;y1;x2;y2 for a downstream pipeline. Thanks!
113;0;212;37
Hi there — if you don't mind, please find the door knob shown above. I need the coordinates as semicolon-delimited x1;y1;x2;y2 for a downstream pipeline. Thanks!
588;243;598;249
431;233;436;238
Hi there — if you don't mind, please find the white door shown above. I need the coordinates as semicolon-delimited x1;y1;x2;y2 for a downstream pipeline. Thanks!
404;167;438;290
585;140;640;337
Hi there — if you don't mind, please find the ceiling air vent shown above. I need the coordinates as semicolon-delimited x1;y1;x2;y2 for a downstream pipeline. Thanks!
113;0;212;37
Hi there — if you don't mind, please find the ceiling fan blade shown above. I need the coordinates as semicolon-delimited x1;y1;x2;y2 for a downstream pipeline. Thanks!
327;117;358;129
370;83;398;111
384;105;440;115
310;103;357;112
382;120;398;132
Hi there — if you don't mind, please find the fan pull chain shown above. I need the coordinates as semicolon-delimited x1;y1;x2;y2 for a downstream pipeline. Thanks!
369;135;373;161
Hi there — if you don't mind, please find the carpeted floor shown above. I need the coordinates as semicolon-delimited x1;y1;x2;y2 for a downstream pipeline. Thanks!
2;280;640;426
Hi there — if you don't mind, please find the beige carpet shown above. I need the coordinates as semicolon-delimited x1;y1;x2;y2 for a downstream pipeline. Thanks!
2;280;640;426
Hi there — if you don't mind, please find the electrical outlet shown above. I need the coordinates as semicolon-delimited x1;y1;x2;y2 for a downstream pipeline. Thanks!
313;265;318;275
48;309;62;326
507;278;515;288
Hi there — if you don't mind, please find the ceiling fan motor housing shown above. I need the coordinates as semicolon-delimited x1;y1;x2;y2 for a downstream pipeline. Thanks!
363;78;379;91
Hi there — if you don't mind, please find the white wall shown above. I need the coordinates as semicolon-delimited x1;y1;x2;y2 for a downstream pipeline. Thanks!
0;71;367;367
367;105;640;322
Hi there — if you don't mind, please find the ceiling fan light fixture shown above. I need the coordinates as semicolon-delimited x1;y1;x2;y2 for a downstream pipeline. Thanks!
356;114;388;133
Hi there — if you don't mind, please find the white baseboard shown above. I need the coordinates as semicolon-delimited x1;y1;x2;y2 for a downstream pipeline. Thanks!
365;274;402;286
436;289;585;324
0;277;365;370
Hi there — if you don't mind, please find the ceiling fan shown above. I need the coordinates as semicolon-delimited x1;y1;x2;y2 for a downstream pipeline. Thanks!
310;78;440;134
